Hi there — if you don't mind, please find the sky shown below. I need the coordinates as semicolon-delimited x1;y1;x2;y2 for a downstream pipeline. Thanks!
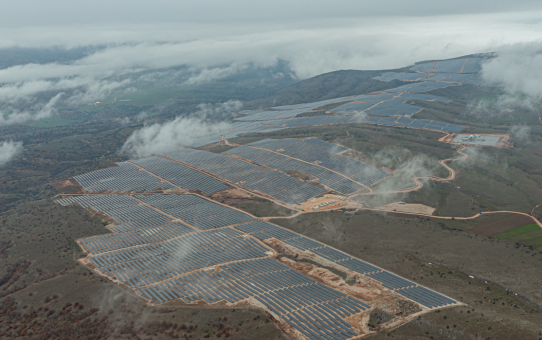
0;0;542;155
1;1;542;77
0;1;541;108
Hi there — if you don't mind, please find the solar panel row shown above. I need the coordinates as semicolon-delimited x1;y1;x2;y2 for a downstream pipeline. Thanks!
247;138;390;186
163;148;326;204
409;58;484;74
256;115;465;134
225;146;364;194
373;72;426;82
135;194;257;229
60;193;456;329
73;162;175;193
131;156;228;194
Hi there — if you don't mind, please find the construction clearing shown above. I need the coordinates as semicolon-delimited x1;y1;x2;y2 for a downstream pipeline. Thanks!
440;133;512;148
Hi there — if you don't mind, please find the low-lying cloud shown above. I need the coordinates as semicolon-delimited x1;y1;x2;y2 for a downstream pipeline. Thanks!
482;41;542;101
0;140;23;166
121;117;229;158
0;92;63;125
0;9;541;127
121;100;241;158
194;100;242;120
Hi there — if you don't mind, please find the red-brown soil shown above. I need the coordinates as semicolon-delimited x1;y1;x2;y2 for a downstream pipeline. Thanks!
468;213;534;236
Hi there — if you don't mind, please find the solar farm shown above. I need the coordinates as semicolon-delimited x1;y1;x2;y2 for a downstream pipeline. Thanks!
57;188;459;339
161;71;476;149
55;131;469;339
52;56;507;339
161;56;500;151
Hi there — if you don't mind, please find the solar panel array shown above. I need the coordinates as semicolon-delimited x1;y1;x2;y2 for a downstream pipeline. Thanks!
398;93;451;102
162;148;326;204
73;162;175;193
135;194;257;229
169;88;466;148
373;60;486;88
409;58;484;74
232;220;456;312
432;58;467;73
131;156;228;194
410;63;435;73
395;286;457;309
161;60;484;149
461;58;484;73
331;93;450;117
347;99;422;117
251;115;465;134
58;193;457;338
387;81;458;92
57;194;173;232
137;256;371;340
373;72;426;82
247;138;390;186
225;146;364;194
90;227;268;287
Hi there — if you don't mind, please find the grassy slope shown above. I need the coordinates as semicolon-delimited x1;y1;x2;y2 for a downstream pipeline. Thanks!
495;224;540;239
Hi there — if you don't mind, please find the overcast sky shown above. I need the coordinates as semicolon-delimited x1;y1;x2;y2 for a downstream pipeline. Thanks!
1;1;542;75
0;1;541;119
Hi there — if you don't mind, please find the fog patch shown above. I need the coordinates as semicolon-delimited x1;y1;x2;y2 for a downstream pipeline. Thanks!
482;42;542;101
185;64;246;85
121;116;230;158
0;92;63;126
0;140;23;166
478;42;542;121
373;147;441;178
194;100;242;121
510;125;531;143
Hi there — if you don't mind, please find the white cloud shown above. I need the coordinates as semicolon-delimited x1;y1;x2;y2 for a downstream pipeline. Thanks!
0;140;23;166
510;125;531;143
0;7;541;126
120;117;230;158
482;41;542;101
194;100;243;120
185;64;247;85
0;92;63;126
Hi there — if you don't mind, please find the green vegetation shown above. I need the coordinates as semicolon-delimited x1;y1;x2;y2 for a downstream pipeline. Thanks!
495;223;540;239
21;118;83;127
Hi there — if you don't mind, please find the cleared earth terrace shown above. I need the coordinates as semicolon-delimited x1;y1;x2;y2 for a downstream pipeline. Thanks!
163;148;326;205
246;138;389;186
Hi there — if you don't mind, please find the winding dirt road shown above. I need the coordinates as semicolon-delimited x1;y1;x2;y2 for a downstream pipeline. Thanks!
265;144;541;230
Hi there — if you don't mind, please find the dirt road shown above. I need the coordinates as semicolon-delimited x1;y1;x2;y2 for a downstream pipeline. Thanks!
349;145;467;199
